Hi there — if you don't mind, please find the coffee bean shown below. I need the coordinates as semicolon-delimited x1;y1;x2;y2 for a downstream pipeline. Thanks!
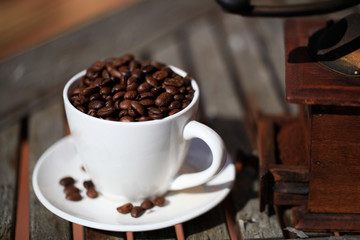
150;86;163;95
83;180;95;189
63;185;80;195
59;177;75;187
141;199;154;210
132;68;142;79
169;101;181;110
110;69;122;78
120;116;134;122
137;116;152;121
81;86;98;97
118;109;129;118
155;92;172;107
169;109;180;116
88;109;97;117
124;91;137;100
153;196;166;206
102;69;110;79
182;100;191;109
99;86;111;95
112;91;125;101
164;86;178;95
129;60;140;71
139;99;154;107
89;93;101;101
119;99;132;109
131;206;144;218
128;107;140;118
97;106;115;117
138;92;155;100
145;76;159;87
76;106;87;113
142;65;155;74
112;83;126;92
137;82;152;93
164;78;184;88
126;82;138;91
173;94;184;101
90;61;105;72
131;101;146;116
152;70;169;81
86;188;99;198
88;100;104;109
117;203;133;214
66;192;82;201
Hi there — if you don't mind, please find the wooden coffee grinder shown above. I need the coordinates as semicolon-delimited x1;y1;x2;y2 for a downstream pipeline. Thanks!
216;0;360;232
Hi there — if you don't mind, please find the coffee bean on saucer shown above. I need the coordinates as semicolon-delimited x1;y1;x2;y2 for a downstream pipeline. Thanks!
59;176;75;187
66;192;82;201
131;206;144;218
153;196;166;207
117;203;133;214
83;180;95;189
86;188;99;198
63;185;80;195
141;199;154;210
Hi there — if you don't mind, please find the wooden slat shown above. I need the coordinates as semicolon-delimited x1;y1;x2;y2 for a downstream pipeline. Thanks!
221;13;285;117
178;12;242;239
183;205;230;240
133;227;176;240
236;198;283;239
0;123;21;239
83;229;125;240
269;165;310;183
0;0;214;128
28;100;71;239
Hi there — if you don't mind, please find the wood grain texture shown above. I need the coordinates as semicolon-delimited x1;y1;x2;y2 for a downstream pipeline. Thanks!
28;100;70;239
269;165;309;183
308;112;360;213
83;228;125;240
285;18;360;107
236;198;283;239
0;123;21;239
0;0;213;128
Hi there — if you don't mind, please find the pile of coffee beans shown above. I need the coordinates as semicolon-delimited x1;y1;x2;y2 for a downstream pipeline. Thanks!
117;196;166;218
59;176;99;201
69;54;195;122
59;176;82;201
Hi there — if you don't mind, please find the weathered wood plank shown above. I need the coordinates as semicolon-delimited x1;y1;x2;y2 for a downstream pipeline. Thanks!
0;123;21;239
183;205;231;240
221;13;285;117
175;13;240;240
133;227;177;240
184;16;248;157
84;228;125;240
236;198;283;239
28;100;71;239
0;0;214;128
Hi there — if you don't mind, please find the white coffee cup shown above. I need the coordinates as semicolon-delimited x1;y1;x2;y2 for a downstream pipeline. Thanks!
63;66;226;202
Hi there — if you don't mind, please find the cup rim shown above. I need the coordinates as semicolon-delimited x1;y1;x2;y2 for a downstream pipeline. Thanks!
63;65;200;126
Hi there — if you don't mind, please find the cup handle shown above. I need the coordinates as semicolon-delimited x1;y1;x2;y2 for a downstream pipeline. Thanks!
169;121;227;191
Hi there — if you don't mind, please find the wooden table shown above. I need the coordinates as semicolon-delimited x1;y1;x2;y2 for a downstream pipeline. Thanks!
1;0;360;239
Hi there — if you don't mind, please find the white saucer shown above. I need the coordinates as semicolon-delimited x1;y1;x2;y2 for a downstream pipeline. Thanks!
32;136;235;232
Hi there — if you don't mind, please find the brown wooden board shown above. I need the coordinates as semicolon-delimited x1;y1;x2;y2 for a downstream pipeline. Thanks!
0;123;21;239
293;206;360;232
0;0;214;128
308;109;360;214
28;100;71;239
285;19;360;107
